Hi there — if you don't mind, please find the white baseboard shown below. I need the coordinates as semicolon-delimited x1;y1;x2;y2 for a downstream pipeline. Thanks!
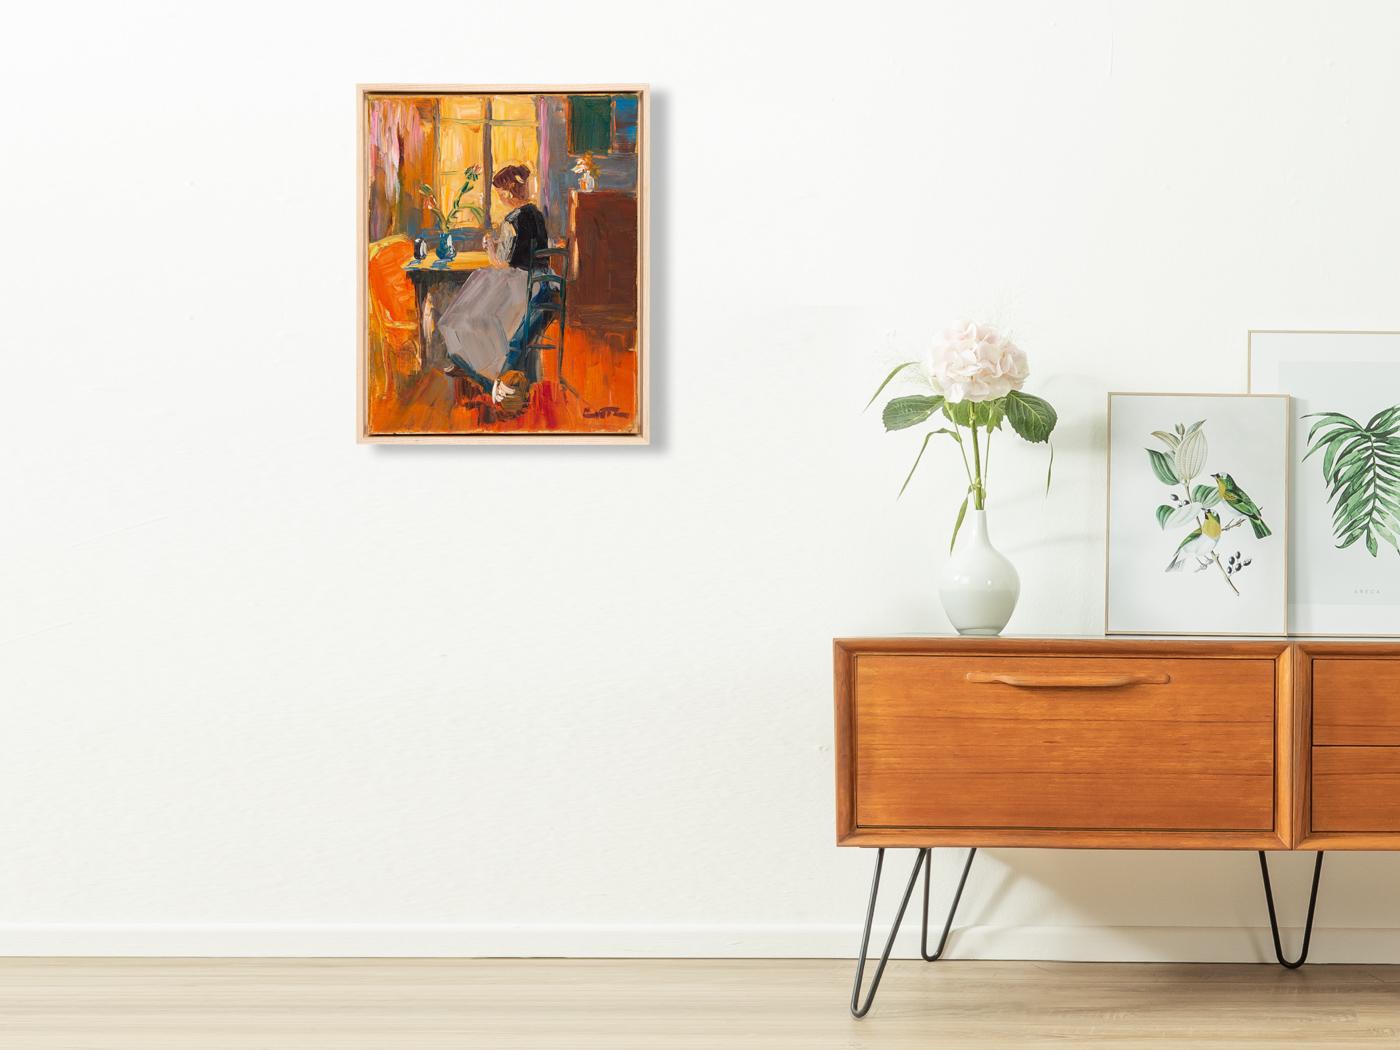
0;923;1396;961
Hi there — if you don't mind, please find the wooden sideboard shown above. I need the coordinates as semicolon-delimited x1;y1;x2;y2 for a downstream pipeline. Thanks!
833;636;1400;1016
569;189;638;335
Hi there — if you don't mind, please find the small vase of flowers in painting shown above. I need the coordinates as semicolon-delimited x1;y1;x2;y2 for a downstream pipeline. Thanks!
418;166;484;262
572;153;599;192
870;322;1058;635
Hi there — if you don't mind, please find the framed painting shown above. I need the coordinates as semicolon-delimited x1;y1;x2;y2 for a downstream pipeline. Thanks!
1249;330;1400;635
357;84;649;444
1106;393;1290;636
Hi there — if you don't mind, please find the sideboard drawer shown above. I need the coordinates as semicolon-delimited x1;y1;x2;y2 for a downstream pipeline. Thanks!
1313;659;1400;746
852;654;1276;832
1312;747;1400;832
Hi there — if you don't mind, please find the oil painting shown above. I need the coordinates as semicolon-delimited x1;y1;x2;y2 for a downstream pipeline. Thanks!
359;85;648;443
1106;393;1289;636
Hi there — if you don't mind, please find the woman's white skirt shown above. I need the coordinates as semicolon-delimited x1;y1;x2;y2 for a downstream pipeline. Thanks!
435;268;529;383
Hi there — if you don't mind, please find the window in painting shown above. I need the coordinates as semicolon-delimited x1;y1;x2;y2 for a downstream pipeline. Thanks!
611;95;638;154
567;95;613;154
436;95;540;230
486;95;539;226
567;94;640;156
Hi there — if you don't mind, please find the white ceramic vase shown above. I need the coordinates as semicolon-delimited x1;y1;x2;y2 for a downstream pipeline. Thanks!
938;509;1020;636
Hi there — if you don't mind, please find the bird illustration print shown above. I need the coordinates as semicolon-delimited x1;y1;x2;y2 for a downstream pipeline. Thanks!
1146;420;1275;597
1212;473;1272;539
1167;509;1222;571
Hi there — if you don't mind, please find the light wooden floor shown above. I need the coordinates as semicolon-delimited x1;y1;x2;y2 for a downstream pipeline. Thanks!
3;959;1400;1049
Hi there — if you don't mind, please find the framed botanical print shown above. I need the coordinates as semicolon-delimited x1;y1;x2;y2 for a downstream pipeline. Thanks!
1106;393;1290;636
1249;330;1400;635
358;84;649;444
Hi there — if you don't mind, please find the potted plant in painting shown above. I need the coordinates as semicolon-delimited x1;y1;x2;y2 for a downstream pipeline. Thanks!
419;166;485;261
572;153;599;192
869;321;1058;635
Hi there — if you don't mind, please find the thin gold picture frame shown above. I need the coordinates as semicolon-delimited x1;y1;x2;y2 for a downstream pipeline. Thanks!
356;83;651;445
1104;391;1292;636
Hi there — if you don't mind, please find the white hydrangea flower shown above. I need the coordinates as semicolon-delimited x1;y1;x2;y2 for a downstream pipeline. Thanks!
925;321;1030;403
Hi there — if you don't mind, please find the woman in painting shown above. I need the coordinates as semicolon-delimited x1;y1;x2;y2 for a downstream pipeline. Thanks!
436;164;552;416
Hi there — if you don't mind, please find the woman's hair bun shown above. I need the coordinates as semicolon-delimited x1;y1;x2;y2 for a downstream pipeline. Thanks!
491;164;531;193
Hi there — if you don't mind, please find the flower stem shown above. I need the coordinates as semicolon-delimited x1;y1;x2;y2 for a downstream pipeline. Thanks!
971;421;985;510
954;424;974;489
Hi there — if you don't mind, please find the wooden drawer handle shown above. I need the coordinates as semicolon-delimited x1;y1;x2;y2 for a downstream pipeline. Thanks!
964;672;1172;688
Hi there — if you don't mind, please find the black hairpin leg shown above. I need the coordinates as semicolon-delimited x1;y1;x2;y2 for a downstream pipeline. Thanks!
851;847;975;1018
1258;851;1325;969
851;848;927;1018
922;847;977;960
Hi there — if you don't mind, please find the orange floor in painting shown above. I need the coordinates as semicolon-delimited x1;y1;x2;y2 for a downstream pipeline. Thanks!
366;323;638;437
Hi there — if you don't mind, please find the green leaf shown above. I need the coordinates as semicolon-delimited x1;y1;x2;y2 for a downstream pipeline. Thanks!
1192;483;1222;507
1174;427;1208;483
1155;504;1175;529
1301;432;1339;462
949;491;971;552
1309;404;1400;556
1146;447;1180;485
882;395;944;432
1305;411;1363;444
1333;454;1370;496
1004;391;1057;443
865;361;918;410
1369;405;1400;432
1045;441;1054;494
977;398;1006;430
942;399;976;427
895;427;964;499
897;432;934;498
1308;428;1352;468
1164;503;1200;528
1326;434;1370;481
1151;430;1179;449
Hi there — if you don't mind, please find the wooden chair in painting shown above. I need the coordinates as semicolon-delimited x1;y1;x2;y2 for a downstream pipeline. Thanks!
366;236;421;394
522;243;576;398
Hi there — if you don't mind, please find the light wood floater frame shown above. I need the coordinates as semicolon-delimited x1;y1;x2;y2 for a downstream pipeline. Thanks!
833;636;1400;1017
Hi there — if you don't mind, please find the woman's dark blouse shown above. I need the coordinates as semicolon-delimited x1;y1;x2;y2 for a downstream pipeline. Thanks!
505;204;549;270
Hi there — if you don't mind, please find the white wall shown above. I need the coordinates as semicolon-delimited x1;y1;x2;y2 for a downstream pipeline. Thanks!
4;0;1400;960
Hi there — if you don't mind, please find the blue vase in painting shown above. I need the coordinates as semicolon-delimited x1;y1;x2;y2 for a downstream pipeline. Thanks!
435;231;457;261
